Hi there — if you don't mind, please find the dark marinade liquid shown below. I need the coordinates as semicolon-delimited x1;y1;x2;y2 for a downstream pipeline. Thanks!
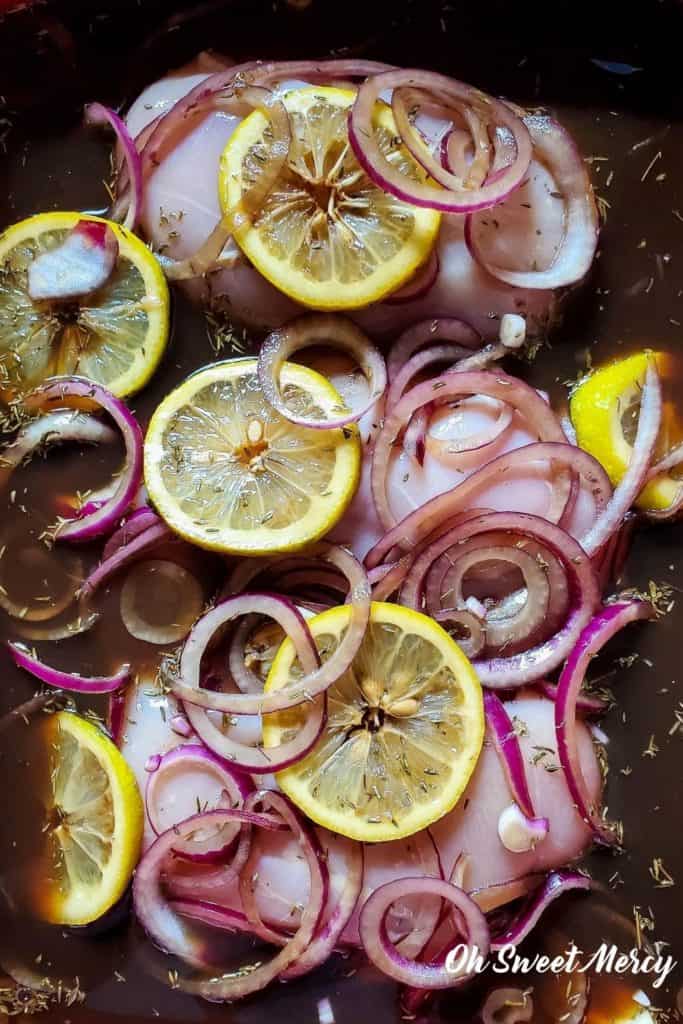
0;1;682;1020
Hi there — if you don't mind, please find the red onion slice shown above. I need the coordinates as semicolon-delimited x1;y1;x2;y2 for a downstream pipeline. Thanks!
367;438;611;570
402;511;600;687
490;871;591;951
581;363;662;558
24;378;143;543
27;220;119;302
466;115;599;290
85;103;142;232
370;371;569;538
0;410;116;492
101;507;163;561
132;804;303;981
145;744;252;861
349;69;532;213
81;521;173;598
483;692;537;820
359;877;490;988
120;560;204;644
8;641;130;694
174;544;370;715
387;318;481;380
258;315;386;430
497;803;549;854
385;248;439;304
425;399;513;471
555;600;654;844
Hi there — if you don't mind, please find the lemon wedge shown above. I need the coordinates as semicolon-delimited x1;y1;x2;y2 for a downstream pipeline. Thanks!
219;86;441;310
263;601;484;842
570;351;680;511
144;358;360;554
0;212;169;398
33;711;143;926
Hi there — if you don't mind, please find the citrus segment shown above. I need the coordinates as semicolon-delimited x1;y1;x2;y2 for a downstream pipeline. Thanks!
263;601;484;842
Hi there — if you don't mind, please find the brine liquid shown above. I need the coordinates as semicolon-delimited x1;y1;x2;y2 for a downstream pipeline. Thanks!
0;2;682;1021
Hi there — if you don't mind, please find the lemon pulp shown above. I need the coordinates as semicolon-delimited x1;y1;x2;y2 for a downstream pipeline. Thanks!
0;212;169;398
263;602;484;842
570;351;681;511
219;86;441;310
144;358;360;554
34;711;143;926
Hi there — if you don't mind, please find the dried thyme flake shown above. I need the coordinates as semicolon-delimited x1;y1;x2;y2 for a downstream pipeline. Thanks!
649;857;675;888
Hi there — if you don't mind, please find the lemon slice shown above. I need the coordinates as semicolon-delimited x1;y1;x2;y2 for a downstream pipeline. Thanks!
0;212;169;397
263;601;484;842
570;352;680;511
34;711;143;926
219;86;441;310
144;358;360;554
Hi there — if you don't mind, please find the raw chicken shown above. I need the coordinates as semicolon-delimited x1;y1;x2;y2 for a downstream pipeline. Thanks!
125;59;557;338
120;680;602;946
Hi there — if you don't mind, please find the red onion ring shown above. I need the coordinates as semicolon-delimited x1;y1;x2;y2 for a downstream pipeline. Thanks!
174;544;370;715
349;69;532;213
7;641;130;694
466;115;599;290
581;363;662;558
483;692;538;821
359;877;490;988
145;744;252;861
133;799;326;995
24;378;143;543
367;437;611;571
434;607;486;659
387;318;481;381
369;372;570;539
258;315;386;430
101;507;163;561
555;600;654;844
402;511;600;687
80;521;173;599
120;559;204;644
0;410;116;492
424;399;514;471
539;681;606;714
386;344;477;412
85;103;142;232
490;871;591;951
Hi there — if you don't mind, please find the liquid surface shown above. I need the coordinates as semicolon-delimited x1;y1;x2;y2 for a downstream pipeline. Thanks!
0;0;682;1020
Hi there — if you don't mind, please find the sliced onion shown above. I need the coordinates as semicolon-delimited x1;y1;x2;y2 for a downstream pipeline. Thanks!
490;871;591;951
539;681;606;714
359;877;490;988
24;378;143;543
403;511;600;687
102;507;163;561
349;69;532;213
387;318;481;380
121;560;204;644
85;103;142;231
425;399;513;470
369;372;569;539
27;220;119;302
132;802;320;988
386;344;478;413
174;544;370;715
258;315;386;430
145;744;252;861
434;607;486;658
466;115;599;290
8;641;130;694
581;363;662;557
367;437;611;570
555;600;654;844
80;521;173;598
481;987;534;1024
484;692;537;820
0;410;116;492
